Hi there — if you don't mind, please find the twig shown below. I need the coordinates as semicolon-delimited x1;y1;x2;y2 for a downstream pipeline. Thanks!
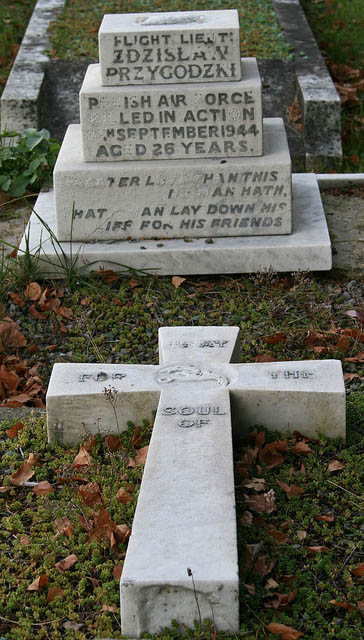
326;479;364;500
187;568;201;625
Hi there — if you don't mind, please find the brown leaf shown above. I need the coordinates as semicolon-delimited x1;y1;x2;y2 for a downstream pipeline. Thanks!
263;332;286;344
27;574;48;591
352;562;364;577
171;276;186;288
33;481;54;496
115;488;133;504
105;434;124;452
131;425;143;447
240;511;253;526
317;514;335;522
97;268;119;284
24;282;42;301
113;563;123;580
259;440;288;468
265;589;297;610
8;292;25;307
80;297;90;306
307;546;328;554
276;480;304;499
242;477;267;491
6;421;25;438
255;354;277;362
244;490;276;514
292;441;313;456
100;604;118;613
268;527;288;544
329;598;358;612
10;460;35;485
78;481;102;506
114;523;131;542
267;622;303;639
56;305;73;319
129;277;141;289
72;445;91;468
243;583;256;595
297;530;307;541
29;304;46;320
335;334;351;351
55;554;78;573
0;317;27;348
54;516;73;538
254;555;275;576
20;534;31;546
135;445;149;466
328;459;345;472
47;586;64;602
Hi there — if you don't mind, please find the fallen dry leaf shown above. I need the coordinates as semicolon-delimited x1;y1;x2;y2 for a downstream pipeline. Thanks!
297;530;307;541
27;574;48;591
135;445;149;466
10;460;35;485
265;589;297;610
72;445;91;468
244;490;276;514
105;434;124;452
6;421;25;438
292;441;313;456
78;481;102;507
352;562;364;577
242;477;267;491
267;622;303;639
307;546;328;554
24;282;42;301
171;276;186;288
263;331;286;344
54;516;73;538
0;317;27;348
20;534;31;546
317;514;335;522
33;481;54;496
259;440;288;468
240;511;253;526
47;586;64;602
276;480;304;499
243;583;256;595
328;459;346;472
115;488;133;504
254;555;275;576
113;563;123;580
55;554;78;573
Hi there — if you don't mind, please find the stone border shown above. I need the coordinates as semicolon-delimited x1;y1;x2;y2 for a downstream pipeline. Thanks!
317;173;364;189
0;0;65;133
272;0;342;169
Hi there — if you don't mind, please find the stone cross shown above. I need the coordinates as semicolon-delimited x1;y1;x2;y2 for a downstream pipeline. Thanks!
46;326;345;637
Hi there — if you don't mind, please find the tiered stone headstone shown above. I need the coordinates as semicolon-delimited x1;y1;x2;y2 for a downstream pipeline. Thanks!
53;10;293;243
46;326;346;637
20;9;331;274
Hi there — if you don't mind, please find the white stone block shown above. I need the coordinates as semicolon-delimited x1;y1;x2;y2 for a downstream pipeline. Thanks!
98;10;241;85
120;386;239;636
54;119;290;241
20;174;332;275
79;60;262;162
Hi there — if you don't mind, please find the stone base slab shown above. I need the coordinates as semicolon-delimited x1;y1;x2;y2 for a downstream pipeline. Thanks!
19;173;331;276
54;118;291;241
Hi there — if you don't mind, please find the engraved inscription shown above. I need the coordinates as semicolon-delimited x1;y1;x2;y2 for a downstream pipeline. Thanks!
161;405;226;428
138;15;205;25
168;339;228;348
269;370;314;380
79;371;126;382
156;364;229;386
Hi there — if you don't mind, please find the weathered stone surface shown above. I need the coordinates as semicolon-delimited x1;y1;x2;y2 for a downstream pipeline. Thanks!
98;10;241;86
0;0;65;133
54;119;291;241
46;325;345;637
272;0;341;169
46;329;345;446
79;59;262;162
20;173;332;275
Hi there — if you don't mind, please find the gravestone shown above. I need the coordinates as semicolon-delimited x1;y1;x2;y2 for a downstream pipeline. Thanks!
20;9;331;274
46;325;346;636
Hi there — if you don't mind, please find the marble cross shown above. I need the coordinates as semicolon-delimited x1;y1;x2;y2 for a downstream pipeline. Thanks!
46;326;345;637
